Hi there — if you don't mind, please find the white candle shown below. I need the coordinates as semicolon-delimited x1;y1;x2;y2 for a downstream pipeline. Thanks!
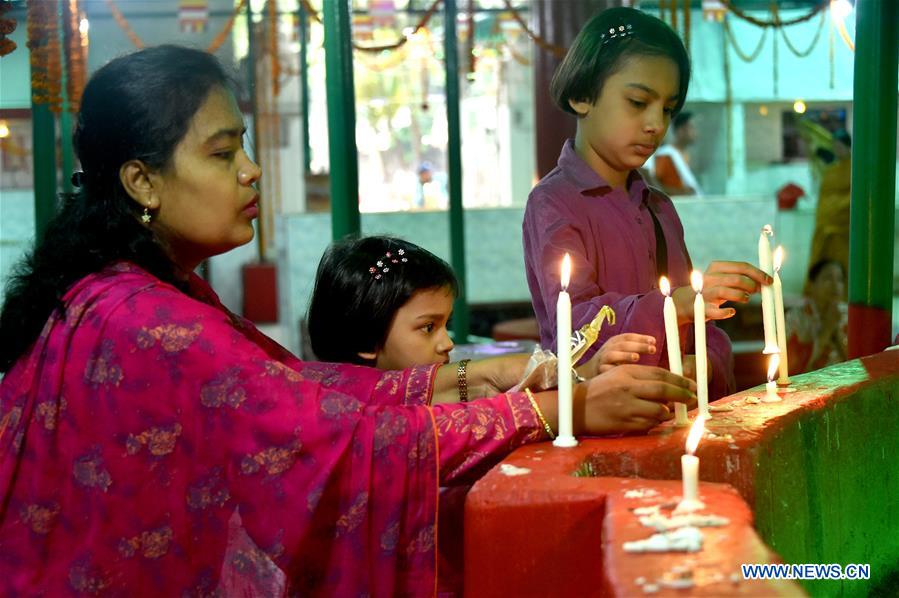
678;417;706;512
691;271;709;420
758;225;779;354
763;353;782;402
661;276;688;426
554;254;577;448
772;246;791;385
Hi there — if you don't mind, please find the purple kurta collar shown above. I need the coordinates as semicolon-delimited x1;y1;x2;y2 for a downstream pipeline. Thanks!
557;139;649;205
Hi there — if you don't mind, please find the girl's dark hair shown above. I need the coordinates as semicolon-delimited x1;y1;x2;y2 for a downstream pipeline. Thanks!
307;236;458;365
550;7;691;117
0;45;233;372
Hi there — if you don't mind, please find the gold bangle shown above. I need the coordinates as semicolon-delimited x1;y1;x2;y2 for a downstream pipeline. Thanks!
524;387;555;440
457;359;471;403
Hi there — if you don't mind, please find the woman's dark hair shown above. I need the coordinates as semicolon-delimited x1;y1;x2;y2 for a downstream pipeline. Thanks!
307;236;458;365
550;7;691;117
0;45;234;372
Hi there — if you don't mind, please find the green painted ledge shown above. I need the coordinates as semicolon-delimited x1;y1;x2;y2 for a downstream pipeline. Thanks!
753;361;899;596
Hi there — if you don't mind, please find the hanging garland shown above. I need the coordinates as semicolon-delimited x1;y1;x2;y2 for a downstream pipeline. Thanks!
771;12;778;95
723;16;768;62
299;0;441;54
208;0;246;53
63;0;88;113
828;9;835;88
773;3;826;58
268;0;280;97
489;14;530;66
27;0;63;112
105;0;247;53
0;0;16;57
466;0;476;76
718;0;828;28
105;0;143;48
355;42;412;72
833;15;854;52
722;17;733;178
500;0;566;59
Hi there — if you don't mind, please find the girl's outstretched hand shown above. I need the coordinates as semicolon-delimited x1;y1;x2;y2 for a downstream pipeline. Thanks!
673;260;773;323
578;333;657;377
575;365;696;435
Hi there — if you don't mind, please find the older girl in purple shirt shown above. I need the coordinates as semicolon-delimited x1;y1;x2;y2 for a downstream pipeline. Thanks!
523;7;771;400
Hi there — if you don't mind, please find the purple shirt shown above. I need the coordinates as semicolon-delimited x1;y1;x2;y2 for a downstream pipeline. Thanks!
523;140;735;400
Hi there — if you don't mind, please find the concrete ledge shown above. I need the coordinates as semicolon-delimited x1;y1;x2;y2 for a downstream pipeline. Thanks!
464;467;799;596
463;350;898;596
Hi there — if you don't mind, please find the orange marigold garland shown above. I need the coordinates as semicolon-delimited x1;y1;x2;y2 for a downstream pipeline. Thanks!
63;0;88;113
267;0;280;97
104;0;246;54
0;0;17;57
207;0;247;54
27;0;63;112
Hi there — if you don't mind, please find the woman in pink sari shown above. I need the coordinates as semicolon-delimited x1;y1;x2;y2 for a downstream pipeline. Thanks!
0;46;695;596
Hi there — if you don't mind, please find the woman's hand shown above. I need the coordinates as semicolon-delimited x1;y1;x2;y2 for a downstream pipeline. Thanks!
673;261;773;324
569;365;696;435
578;333;657;377
430;354;532;404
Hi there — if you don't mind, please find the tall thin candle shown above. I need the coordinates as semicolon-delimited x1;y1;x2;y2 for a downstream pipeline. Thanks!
661;276;688;426
691;271;709;419
554;254;577;447
772;246;790;384
758;225;779;354
678;416;706;512
763;354;782;402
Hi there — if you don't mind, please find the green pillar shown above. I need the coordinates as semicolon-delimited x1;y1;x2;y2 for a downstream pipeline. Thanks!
324;0;360;240
31;104;57;240
847;0;898;357
58;0;73;195
298;2;311;174
444;0;469;343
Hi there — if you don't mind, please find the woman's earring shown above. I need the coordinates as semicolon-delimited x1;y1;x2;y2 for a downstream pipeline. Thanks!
141;205;152;224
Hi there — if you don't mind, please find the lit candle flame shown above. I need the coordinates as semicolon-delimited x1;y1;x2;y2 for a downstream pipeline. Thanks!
767;353;780;382
762;224;773;237
773;246;784;272
561;254;571;291
685;416;705;455
690;270;703;294
660;276;671;297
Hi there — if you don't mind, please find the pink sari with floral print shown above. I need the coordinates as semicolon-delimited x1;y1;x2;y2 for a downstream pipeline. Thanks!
0;263;543;596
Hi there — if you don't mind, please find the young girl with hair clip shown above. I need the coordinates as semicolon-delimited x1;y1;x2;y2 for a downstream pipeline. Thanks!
308;235;662;398
524;6;773;401
307;234;668;595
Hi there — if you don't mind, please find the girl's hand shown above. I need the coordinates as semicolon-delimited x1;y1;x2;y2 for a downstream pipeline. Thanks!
472;354;531;398
578;333;657;377
573;365;696;435
673;261;773;324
